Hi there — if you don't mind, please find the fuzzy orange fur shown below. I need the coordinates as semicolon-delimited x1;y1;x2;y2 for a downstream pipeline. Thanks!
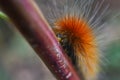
54;16;99;80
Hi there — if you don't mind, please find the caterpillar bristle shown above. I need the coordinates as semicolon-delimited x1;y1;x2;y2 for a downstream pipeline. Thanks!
45;0;109;80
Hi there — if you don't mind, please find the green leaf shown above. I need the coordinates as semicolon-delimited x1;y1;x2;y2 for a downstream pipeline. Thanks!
0;12;9;21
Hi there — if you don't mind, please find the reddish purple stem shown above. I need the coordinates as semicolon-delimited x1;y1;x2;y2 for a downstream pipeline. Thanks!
0;0;80;80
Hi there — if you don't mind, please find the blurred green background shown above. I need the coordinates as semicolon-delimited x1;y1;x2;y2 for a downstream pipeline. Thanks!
0;0;120;80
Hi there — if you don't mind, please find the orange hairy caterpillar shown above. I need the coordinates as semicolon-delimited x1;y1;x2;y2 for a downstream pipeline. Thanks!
43;0;109;80
53;16;99;80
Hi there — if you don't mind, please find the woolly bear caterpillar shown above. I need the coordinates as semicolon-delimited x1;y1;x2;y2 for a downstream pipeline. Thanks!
41;0;109;80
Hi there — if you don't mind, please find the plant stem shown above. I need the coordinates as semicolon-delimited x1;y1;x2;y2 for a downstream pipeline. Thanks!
0;0;80;80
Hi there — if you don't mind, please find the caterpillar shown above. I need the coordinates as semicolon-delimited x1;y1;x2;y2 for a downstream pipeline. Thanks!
41;0;109;80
